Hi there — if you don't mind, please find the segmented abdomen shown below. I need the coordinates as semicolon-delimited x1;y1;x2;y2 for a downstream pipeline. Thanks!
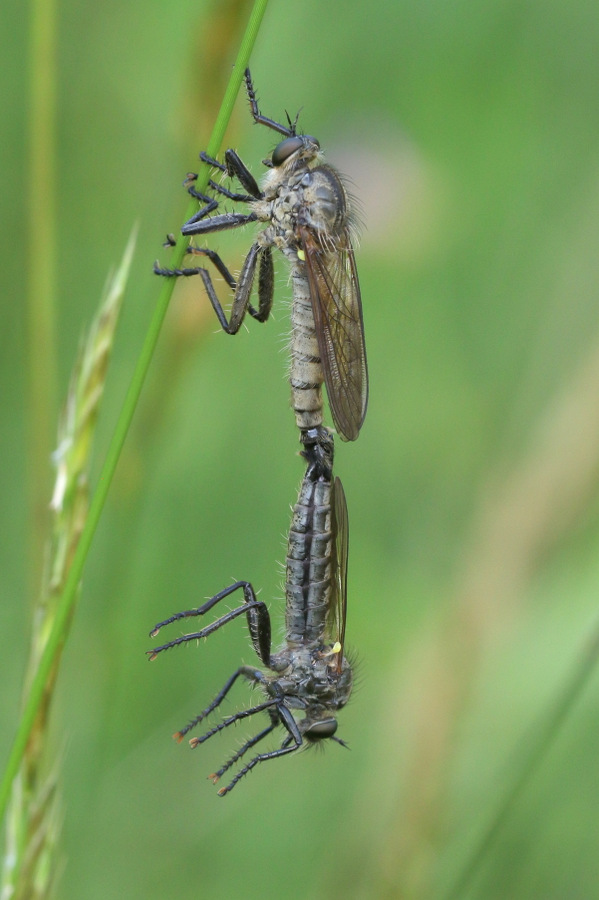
289;268;324;433
285;474;333;646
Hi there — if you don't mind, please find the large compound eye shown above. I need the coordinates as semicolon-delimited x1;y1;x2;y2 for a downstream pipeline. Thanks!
305;718;338;741
272;136;304;166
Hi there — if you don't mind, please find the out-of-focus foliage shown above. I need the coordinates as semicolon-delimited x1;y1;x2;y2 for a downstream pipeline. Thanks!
2;0;599;897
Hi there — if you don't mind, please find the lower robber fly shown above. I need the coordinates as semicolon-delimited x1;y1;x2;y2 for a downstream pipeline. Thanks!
155;68;368;445
147;431;352;795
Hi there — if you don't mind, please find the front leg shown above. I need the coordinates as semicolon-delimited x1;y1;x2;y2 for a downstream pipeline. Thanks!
182;210;258;234
173;665;268;742
208;706;279;781
215;704;303;796
200;148;263;200
244;68;294;137
185;171;255;204
223;149;263;199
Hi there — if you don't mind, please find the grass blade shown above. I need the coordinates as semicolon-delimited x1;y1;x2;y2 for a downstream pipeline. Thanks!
1;230;135;898
0;0;270;827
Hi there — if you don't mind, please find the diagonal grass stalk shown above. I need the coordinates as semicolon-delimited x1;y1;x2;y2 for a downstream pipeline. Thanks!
0;0;270;826
2;231;135;898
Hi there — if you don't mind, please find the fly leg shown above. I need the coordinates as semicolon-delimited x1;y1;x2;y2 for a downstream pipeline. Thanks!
157;141;262;273
156;235;237;289
184;696;302;796
180;178;221;212
147;579;271;666
179;202;273;332
173;665;267;742
198;147;263;199
187;243;273;326
186;140;260;203
215;704;303;796
243;68;297;138
208;705;279;784
151;179;218;279
187;699;279;751
185;171;256;205
198;151;226;172
154;238;273;333
155;138;270;330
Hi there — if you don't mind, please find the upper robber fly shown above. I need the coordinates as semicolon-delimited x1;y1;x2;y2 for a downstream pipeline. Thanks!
155;69;368;443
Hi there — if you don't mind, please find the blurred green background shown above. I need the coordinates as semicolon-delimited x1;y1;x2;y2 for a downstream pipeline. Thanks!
3;0;599;897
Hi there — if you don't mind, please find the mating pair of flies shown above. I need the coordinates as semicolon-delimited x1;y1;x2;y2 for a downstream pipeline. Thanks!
148;69;368;794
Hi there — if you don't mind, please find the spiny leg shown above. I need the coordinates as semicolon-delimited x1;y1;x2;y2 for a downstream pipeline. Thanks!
255;245;274;322
195;146;263;199
155;143;257;271
155;160;220;260
216;703;303;796
221;148;263;198
181;177;221;210
182;209;258;234
155;234;237;288
173;665;267;742
199;151;226;173
164;240;272;326
184;171;256;204
147;580;271;666
177;242;273;329
209;707;280;784
243;68;294;137
180;188;219;220
181;244;236;287
214;242;266;333
151;179;218;275
154;239;271;334
208;179;255;203
188;699;280;749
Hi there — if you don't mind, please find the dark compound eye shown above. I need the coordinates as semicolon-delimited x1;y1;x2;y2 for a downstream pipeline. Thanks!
305;718;338;741
272;136;305;166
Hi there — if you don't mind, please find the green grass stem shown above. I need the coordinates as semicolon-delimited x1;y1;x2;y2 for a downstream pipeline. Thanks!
0;0;270;823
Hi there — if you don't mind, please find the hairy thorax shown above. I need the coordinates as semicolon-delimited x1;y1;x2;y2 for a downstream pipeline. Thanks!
268;643;353;714
253;165;348;258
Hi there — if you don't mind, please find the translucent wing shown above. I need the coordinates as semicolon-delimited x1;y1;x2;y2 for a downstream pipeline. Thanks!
329;476;349;674
299;226;368;442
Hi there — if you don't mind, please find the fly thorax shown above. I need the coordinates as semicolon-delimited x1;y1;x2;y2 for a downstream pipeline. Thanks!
272;646;326;679
277;647;352;709
270;187;303;244
250;197;274;223
257;222;293;256
298;166;347;239
260;160;302;196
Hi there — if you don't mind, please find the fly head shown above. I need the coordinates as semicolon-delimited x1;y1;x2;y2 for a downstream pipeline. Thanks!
271;134;320;170
303;716;338;741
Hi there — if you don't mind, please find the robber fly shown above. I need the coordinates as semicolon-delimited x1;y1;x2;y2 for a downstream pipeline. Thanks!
155;69;368;445
147;432;352;795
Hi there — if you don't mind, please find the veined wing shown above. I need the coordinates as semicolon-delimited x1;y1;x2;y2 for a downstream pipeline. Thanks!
329;476;349;674
299;226;368;442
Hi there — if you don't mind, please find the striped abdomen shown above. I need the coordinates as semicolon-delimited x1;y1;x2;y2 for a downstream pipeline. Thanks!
289;266;324;434
285;473;333;646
